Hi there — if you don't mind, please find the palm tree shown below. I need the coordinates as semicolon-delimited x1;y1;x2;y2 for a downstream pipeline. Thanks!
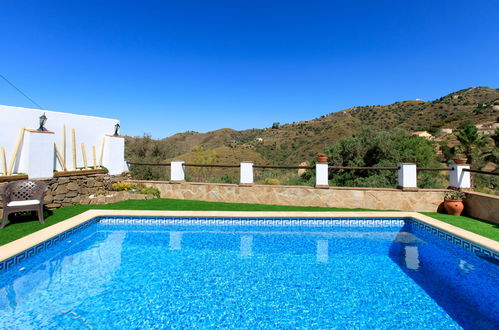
455;122;488;165
492;127;499;148
482;127;499;164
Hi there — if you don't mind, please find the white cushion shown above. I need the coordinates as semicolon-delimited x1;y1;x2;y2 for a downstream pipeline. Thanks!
7;200;40;207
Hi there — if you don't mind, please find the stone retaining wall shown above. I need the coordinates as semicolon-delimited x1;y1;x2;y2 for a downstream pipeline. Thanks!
464;192;499;224
136;180;499;224
0;173;152;217
2;175;496;224
42;173;130;209
133;181;448;212
135;181;499;223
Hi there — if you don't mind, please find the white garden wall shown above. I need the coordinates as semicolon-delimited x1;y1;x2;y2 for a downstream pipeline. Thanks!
0;105;126;177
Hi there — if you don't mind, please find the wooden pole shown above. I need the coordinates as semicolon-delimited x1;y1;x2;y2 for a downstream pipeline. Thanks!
92;146;97;169
81;143;88;169
62;124;67;169
72;128;77;170
99;137;105;167
0;147;6;175
54;144;66;170
8;128;25;175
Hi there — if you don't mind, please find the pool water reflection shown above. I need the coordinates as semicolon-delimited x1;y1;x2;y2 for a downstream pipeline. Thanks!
0;220;497;328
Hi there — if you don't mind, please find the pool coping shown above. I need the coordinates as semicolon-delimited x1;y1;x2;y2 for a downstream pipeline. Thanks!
1;210;498;264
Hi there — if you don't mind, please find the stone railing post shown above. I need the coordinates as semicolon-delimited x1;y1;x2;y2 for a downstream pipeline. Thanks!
170;161;185;182
449;164;471;189
240;162;253;186
397;163;417;190
315;162;329;188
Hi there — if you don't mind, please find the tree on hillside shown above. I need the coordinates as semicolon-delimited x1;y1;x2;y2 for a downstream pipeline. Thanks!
125;133;169;180
455;122;489;165
438;141;457;164
469;127;499;195
326;128;443;188
188;145;217;182
493;127;499;160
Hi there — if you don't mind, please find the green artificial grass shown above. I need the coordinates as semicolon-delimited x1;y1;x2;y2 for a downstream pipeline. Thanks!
0;198;497;246
422;212;499;241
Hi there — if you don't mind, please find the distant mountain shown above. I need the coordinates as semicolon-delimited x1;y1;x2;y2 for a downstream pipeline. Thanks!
125;87;499;165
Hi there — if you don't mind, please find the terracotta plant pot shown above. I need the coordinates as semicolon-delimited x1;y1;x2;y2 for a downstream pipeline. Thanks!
453;157;468;165
316;153;328;163
443;199;464;216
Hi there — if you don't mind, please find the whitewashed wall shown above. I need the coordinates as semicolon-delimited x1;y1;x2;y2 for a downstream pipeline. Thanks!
0;105;126;177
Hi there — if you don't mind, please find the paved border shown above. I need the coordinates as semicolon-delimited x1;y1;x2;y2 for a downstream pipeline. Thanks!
1;210;498;264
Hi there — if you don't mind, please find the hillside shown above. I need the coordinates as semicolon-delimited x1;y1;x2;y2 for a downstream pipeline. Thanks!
125;87;499;166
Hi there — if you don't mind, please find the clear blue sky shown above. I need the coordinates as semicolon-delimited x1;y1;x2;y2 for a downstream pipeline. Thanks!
1;1;498;138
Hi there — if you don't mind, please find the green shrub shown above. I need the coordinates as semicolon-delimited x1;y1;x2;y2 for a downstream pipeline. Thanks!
219;174;237;184
283;175;312;186
444;191;465;200
264;178;281;185
96;189;106;196
112;181;136;191
138;187;161;198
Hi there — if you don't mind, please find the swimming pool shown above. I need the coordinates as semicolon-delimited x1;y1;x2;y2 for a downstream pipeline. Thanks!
0;212;497;328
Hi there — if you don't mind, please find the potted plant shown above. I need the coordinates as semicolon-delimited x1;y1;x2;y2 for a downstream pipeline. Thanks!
316;153;328;163
452;156;468;165
443;191;466;216
449;143;468;164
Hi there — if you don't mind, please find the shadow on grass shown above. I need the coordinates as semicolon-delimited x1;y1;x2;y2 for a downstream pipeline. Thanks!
2;209;54;227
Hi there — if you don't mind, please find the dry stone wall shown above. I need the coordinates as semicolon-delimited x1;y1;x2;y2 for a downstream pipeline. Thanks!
43;173;127;208
0;173;153;217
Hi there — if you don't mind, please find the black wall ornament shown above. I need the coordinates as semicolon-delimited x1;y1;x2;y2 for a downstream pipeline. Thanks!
113;122;120;136
38;113;47;131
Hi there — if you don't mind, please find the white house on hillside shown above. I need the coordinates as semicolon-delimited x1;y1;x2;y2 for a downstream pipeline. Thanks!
410;131;433;140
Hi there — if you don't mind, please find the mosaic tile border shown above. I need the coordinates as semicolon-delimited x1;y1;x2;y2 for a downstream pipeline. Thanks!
99;216;408;227
0;217;99;273
100;216;498;261
1;215;497;273
405;218;499;261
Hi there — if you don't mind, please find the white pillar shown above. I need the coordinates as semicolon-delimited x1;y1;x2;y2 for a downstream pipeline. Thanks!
102;135;125;175
240;162;253;185
315;163;329;188
397;163;417;190
171;161;185;182
450;164;471;189
18;129;56;179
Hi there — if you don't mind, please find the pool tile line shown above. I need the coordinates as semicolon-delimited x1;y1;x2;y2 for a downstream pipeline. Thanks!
99;216;407;227
99;216;499;260
0;217;99;272
0;210;498;273
406;218;499;260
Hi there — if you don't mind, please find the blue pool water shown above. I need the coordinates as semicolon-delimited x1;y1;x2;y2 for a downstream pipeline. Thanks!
0;217;497;329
